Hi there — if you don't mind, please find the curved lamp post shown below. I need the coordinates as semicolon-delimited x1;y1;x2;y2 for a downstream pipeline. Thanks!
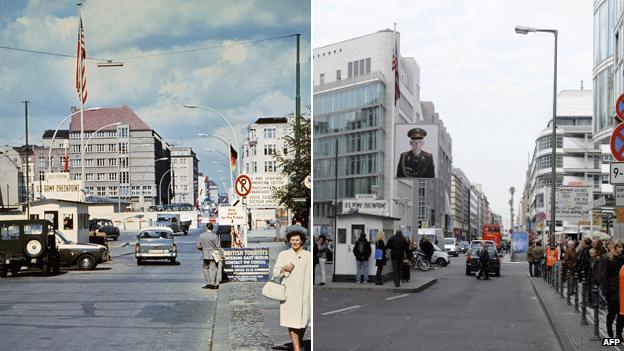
158;169;172;206
515;25;558;246
47;107;102;172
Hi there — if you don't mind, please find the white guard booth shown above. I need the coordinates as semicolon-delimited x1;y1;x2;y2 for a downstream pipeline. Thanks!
28;199;90;243
333;213;400;282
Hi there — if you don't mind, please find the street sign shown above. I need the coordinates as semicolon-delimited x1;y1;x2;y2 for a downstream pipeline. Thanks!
554;186;591;221
617;93;624;120
218;206;245;225
235;175;252;197
610;124;624;161
611;162;624;184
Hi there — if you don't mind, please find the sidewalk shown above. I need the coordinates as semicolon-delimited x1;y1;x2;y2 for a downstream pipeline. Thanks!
529;273;616;351
211;240;311;351
314;262;437;293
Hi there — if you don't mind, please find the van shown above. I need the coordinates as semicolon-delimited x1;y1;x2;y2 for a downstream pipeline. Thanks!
416;228;444;245
443;237;459;257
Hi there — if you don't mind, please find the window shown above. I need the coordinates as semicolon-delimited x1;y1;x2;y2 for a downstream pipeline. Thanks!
264;160;276;172
96;144;105;152
70;159;81;168
71;145;80;153
38;171;45;181
108;187;117;196
109;173;117;181
97;173;106;181
264;144;276;155
348;62;353;78
252;162;257;173
336;70;342;81
96;159;105;167
37;157;45;167
131;186;141;196
1;225;20;240
86;173;94;181
85;145;93;153
108;144;116;152
118;126;129;139
120;171;129;183
119;143;128;154
264;128;276;139
109;158;117;166
97;187;106;196
120;157;128;168
320;73;325;85
251;145;257;156
84;159;94;167
245;163;249;173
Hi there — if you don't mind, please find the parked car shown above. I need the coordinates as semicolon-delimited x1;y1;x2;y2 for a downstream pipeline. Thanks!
458;241;470;254
214;224;232;248
431;243;450;266
155;213;187;235
55;230;111;270
89;218;120;241
465;246;500;276
135;227;177;265
0;220;61;277
444;237;459;257
469;240;496;250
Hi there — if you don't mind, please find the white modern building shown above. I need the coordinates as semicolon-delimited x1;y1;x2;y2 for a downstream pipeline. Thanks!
451;167;471;239
313;29;425;235
521;90;599;241
242;117;290;227
171;146;199;206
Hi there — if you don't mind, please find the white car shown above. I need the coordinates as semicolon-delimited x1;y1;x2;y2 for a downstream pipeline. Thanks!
443;237;459;257
431;243;450;266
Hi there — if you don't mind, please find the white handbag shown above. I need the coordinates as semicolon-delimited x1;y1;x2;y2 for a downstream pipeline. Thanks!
262;277;286;302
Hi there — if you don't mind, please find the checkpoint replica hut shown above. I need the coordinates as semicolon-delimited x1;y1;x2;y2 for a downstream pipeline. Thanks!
332;212;400;282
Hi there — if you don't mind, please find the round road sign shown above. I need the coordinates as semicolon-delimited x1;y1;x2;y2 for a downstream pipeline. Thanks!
617;94;624;121
235;175;252;197
611;123;624;161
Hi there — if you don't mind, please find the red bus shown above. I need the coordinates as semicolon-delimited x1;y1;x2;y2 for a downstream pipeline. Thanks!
482;224;502;250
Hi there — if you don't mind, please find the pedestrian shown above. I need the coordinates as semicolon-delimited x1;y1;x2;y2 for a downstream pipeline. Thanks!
273;224;311;351
545;243;559;278
420;236;434;263
527;241;535;277
575;237;591;280
563;240;577;282
604;241;624;340
353;232;372;283
386;230;408;287
374;231;387;285
196;223;221;290
476;241;490;280
533;241;545;277
317;234;330;286
402;237;414;283
313;239;319;285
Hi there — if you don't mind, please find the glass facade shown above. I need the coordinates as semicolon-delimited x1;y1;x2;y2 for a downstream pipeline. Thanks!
593;66;614;133
313;82;385;201
536;135;563;151
594;0;614;68
594;0;616;136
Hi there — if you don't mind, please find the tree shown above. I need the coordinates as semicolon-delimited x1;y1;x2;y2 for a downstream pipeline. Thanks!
272;111;311;222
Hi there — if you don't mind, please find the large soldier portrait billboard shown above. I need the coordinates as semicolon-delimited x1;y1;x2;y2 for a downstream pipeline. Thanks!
394;124;438;179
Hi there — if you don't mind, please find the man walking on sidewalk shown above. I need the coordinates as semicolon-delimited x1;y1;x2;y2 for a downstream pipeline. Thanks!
353;232;372;283
527;241;535;277
386;230;408;287
533;241;545;277
197;223;222;289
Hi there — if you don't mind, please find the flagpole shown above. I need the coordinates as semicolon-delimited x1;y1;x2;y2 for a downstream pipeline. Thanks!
77;3;85;197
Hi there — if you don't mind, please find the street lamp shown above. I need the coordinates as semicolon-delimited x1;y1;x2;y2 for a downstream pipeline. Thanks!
84;122;122;147
138;157;169;211
47;107;102;172
185;105;240;164
158;169;173;206
515;25;558;246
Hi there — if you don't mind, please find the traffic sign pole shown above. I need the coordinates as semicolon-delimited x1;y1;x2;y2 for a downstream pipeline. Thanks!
234;175;252;247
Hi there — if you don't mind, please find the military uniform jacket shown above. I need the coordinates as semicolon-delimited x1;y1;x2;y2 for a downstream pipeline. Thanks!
396;150;435;178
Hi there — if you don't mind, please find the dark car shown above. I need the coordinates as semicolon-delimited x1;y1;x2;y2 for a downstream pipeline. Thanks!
55;230;111;270
465;247;500;277
89;219;120;241
155;214;187;235
214;224;232;248
0;220;61;277
458;241;469;254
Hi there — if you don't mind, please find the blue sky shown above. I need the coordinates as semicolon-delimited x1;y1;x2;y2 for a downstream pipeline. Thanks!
0;0;311;192
314;0;593;226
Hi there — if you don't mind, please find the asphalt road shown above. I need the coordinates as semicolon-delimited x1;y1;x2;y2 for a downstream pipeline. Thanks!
0;227;216;351
313;255;563;351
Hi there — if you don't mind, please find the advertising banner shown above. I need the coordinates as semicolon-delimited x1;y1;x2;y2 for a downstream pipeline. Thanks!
394;124;438;179
222;247;270;282
511;231;529;262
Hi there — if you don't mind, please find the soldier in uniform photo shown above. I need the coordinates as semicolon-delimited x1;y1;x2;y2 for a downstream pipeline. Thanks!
396;127;435;178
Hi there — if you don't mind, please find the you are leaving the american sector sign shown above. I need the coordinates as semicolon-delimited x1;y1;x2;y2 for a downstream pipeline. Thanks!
554;186;591;220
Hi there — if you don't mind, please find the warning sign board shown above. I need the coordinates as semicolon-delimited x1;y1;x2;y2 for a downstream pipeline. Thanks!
218;206;245;225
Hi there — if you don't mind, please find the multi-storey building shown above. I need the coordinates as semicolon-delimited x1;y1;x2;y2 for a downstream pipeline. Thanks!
451;168;471;239
171;147;199;205
0;153;24;208
521;90;598;241
207;180;219;205
313;29;424;233
242;117;290;224
67;106;171;209
469;185;481;240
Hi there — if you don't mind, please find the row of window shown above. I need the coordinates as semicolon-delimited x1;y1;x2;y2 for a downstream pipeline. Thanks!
83;185;153;197
314;83;384;115
536;136;563;151
249;127;279;139
314;107;382;135
69;127;129;140
244;160;278;173
313;176;378;201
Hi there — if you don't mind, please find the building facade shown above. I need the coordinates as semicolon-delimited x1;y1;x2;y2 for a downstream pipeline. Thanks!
451;167;471;239
171;147;199;205
313;29;424;234
0;153;24;208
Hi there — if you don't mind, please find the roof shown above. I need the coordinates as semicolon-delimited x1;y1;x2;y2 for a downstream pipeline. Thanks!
30;198;90;206
69;106;151;132
43;129;69;139
254;117;288;124
85;196;130;205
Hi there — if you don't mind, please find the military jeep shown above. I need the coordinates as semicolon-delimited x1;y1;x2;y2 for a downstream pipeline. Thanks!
0;220;61;277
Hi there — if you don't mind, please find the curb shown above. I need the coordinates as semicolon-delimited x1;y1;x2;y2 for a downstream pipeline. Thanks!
210;283;232;351
528;277;574;351
314;278;437;293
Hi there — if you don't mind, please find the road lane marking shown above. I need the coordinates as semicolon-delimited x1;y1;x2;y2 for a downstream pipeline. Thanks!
385;294;409;301
321;305;361;316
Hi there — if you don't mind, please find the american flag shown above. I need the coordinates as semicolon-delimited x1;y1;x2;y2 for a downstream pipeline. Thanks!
75;17;87;104
392;36;400;106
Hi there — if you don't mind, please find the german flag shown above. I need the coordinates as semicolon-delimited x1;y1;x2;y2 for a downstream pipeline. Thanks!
230;144;237;172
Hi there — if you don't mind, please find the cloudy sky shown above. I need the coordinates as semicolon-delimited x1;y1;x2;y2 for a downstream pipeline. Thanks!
0;0;310;192
314;0;593;226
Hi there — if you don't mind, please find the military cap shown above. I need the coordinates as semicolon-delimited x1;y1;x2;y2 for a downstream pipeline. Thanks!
407;128;427;139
